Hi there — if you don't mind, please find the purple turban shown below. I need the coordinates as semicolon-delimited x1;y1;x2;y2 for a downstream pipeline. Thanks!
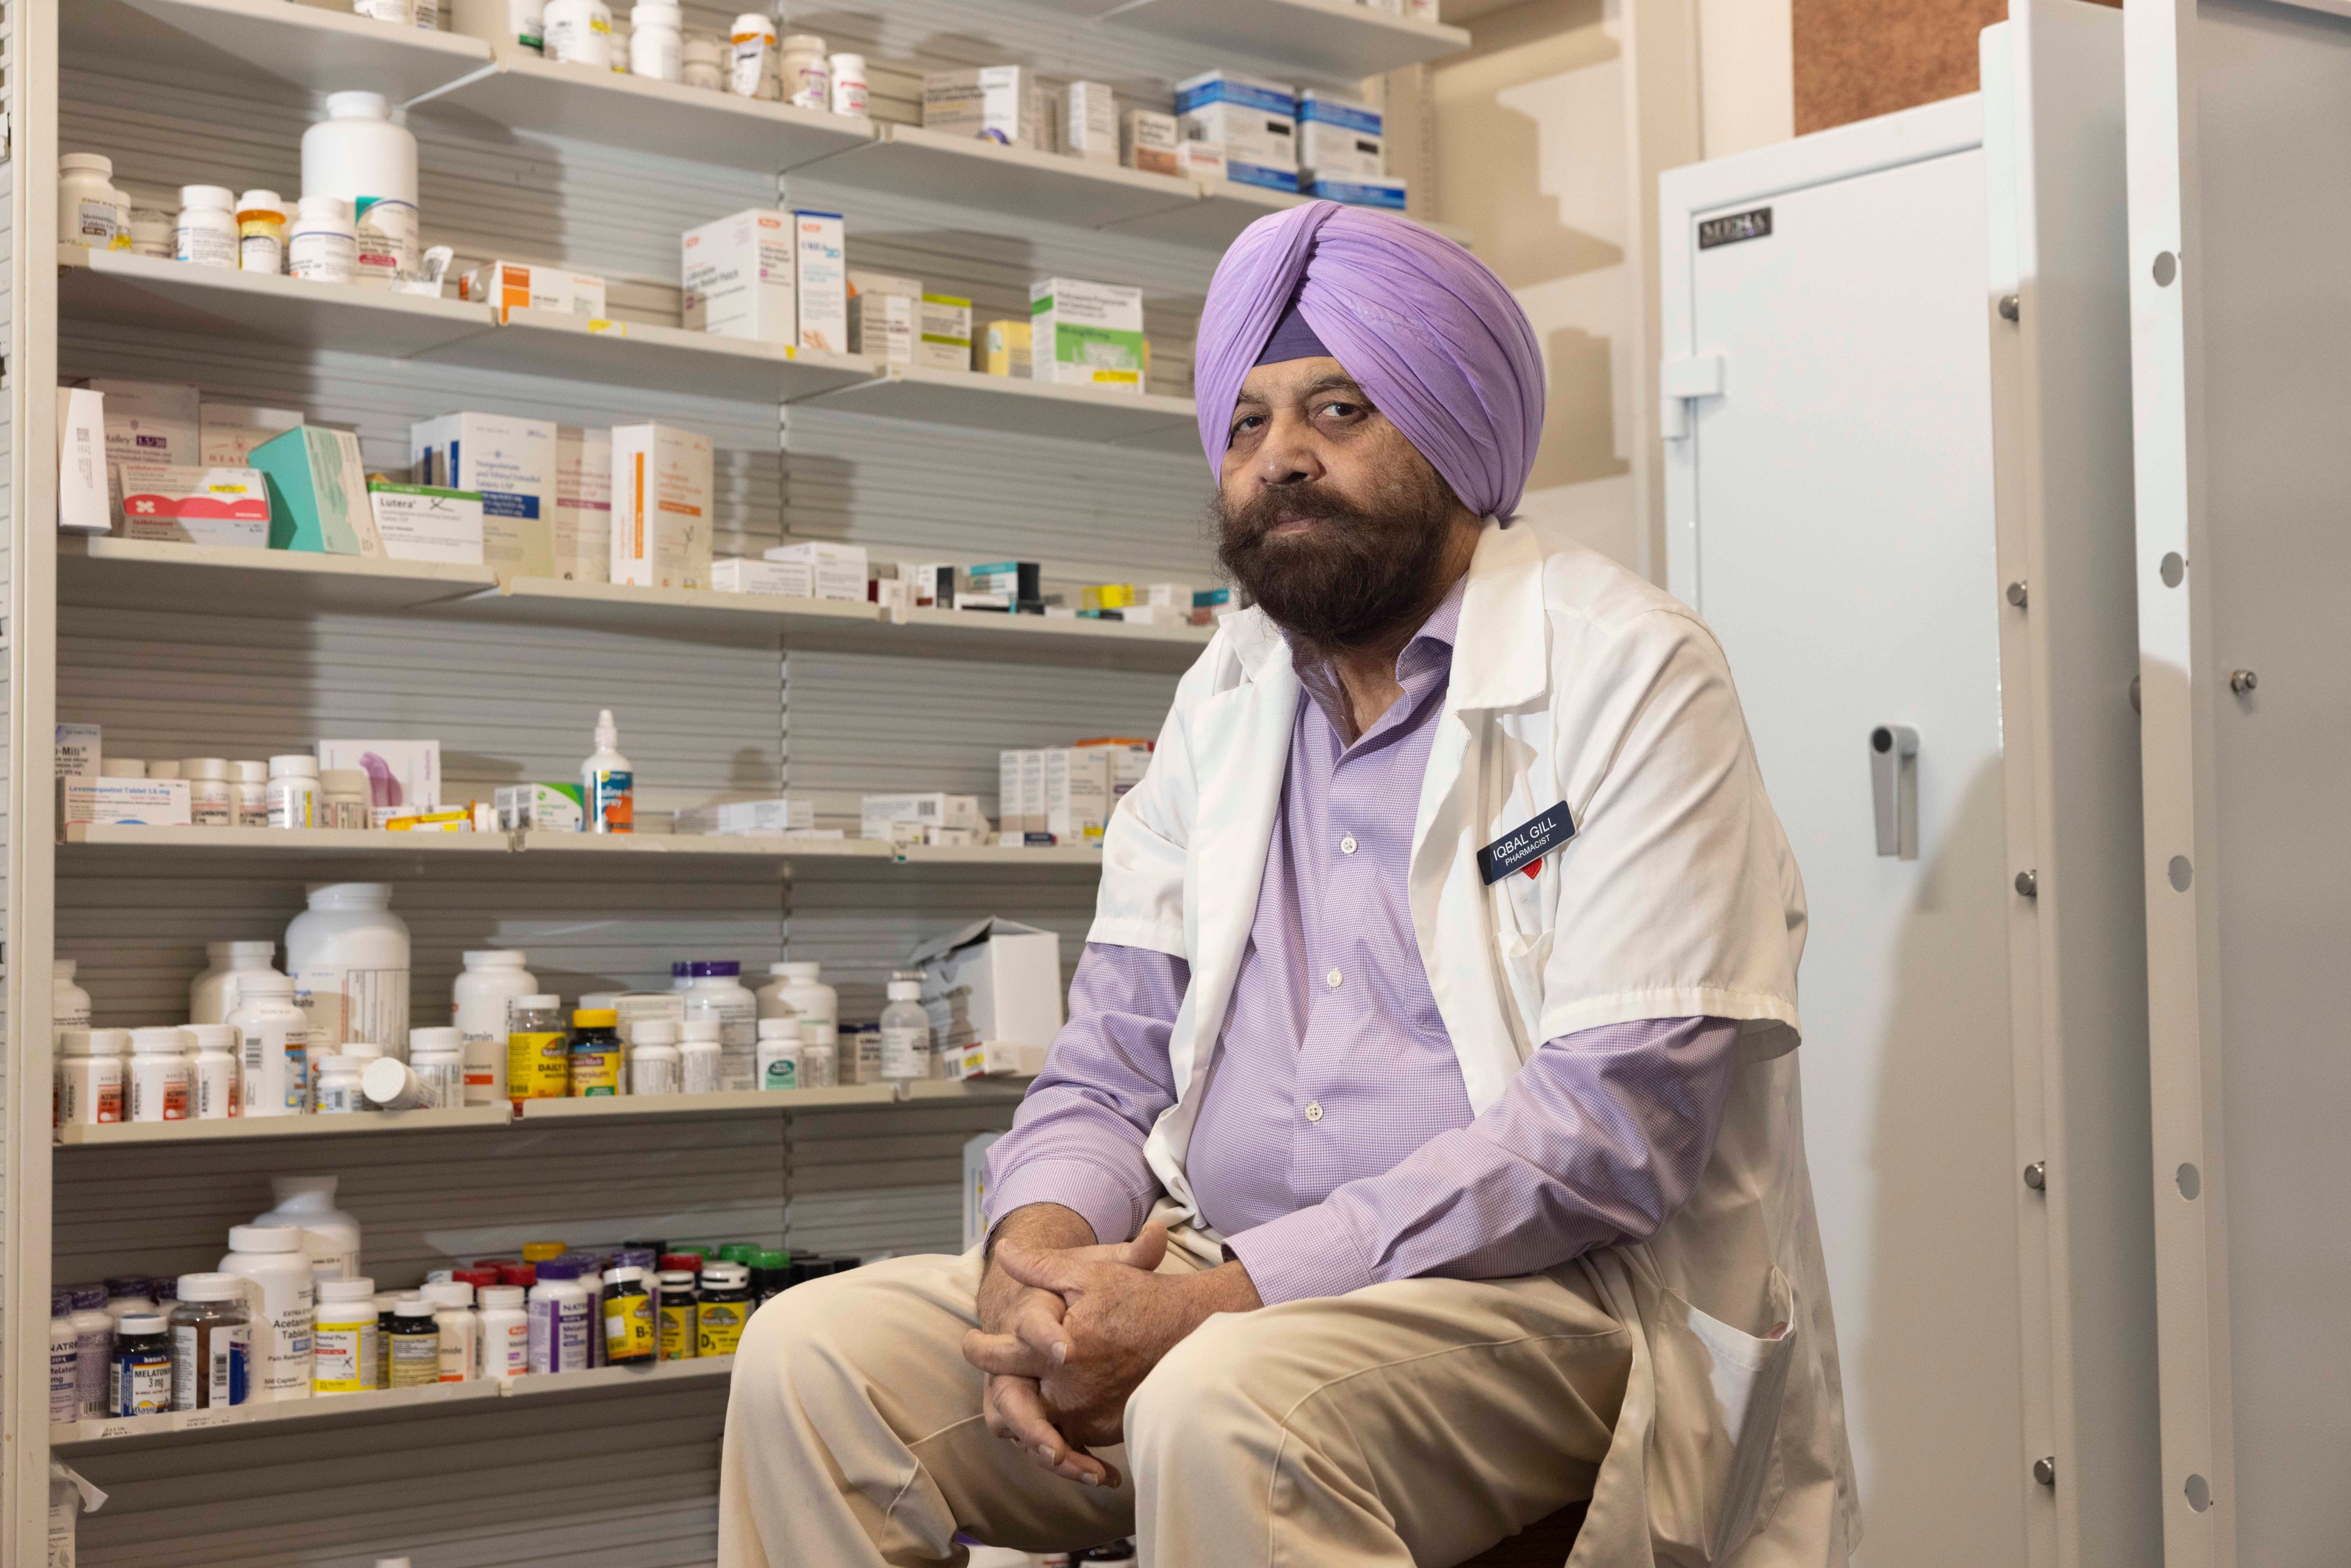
1194;201;1545;520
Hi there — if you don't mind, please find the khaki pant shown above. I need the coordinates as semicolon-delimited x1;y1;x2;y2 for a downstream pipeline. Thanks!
717;1244;1633;1568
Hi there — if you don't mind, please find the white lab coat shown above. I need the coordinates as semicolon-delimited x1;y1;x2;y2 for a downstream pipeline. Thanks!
1091;520;1859;1566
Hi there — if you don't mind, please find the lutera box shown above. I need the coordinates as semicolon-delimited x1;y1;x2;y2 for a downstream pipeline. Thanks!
367;482;486;565
794;210;848;353
116;463;271;546
681;208;796;342
609;421;714;589
410;411;558;579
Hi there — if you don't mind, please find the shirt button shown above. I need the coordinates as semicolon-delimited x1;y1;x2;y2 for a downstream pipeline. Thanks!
1305;1101;1324;1123
1339;835;1359;855
1325;968;1343;989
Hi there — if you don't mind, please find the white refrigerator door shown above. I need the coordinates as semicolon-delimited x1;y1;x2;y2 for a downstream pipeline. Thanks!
1661;97;2026;1564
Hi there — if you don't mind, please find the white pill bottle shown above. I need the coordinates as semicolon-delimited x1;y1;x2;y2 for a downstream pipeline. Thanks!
285;882;411;1057
452;949;536;1105
301;92;419;288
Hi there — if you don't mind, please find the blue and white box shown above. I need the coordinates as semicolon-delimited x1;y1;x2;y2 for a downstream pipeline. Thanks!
410;411;557;579
1174;70;1297;175
1299;91;1384;179
1309;174;1409;212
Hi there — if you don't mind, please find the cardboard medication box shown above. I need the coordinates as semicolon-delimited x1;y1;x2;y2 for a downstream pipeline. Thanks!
58;388;110;535
711;796;817;835
87;378;200;468
951;1041;1048;1081
977;320;1031;378
1297;91;1384;178
909;917;1065;1052
1309;174;1409;211
317;739;441;814
1063;81;1119;164
61;776;192;828
553;426;611;582
200;403;304;467
711;556;814;597
919;294;972;373
367;482;486;565
495;782;586;831
847;271;921;366
459;260;608;321
763;540;867;601
410;412;558;579
610;422;714;590
794;211;848;353
1174;71;1297;184
115;463;270;547
1030;277;1147;392
1123;110;1181;175
681;208;796;342
861;792;984;841
56;723;102;781
250;426;384;556
1046;747;1112;844
923;66;1045;148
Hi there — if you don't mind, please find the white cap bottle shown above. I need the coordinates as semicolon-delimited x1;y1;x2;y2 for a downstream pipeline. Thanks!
252;1174;362;1282
186;1024;241;1120
452;950;535;1105
879;980;931;1082
581;710;632;834
190;939;281;1026
127;1027;193;1123
217;1225;317;1402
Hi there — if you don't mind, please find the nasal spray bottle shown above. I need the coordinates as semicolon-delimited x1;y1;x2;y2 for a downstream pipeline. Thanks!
582;710;633;833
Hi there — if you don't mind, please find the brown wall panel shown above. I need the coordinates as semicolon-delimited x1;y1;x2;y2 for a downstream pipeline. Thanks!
1793;0;2115;134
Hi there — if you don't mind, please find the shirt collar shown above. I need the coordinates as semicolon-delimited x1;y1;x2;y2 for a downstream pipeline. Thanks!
1289;571;1468;743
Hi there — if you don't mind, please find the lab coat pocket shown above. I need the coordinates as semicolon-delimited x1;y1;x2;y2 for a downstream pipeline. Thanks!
1643;1267;1798;1565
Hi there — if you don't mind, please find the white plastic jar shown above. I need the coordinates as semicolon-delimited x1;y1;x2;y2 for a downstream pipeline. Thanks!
314;1056;365;1113
452;949;535;1105
59;153;124;249
408;1026;465;1107
190;939;280;1025
255;1174;362;1281
320;768;370;830
756;1017;801;1090
181;757;233;825
542;0;612;66
678;1019;724;1093
527;1264;591;1373
228;972;310;1117
828;52;867;116
629;1019;680;1095
478;1285;530;1377
681;33;724;89
234;192;287;275
729;12;778;99
312;1277;378;1395
126;206;173;258
267;754;319;827
54;958;93;1041
302;92;418;287
50;1292;80;1425
683;961;757;1090
422;1281;477;1381
629;2;680;80
129;1027;193;1122
757;960;838;1086
69;1286;114;1416
361;1056;432;1110
286;882;411;1054
54;1028;126;1128
217;1225;315;1402
779;34;828;110
187;1024;241;1119
288;193;359;283
173;185;239;269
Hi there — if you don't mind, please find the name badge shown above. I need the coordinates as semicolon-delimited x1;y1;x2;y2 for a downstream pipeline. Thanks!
1476;801;1577;885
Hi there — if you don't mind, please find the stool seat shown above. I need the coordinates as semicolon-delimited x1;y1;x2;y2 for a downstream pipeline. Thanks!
1442;1501;1586;1568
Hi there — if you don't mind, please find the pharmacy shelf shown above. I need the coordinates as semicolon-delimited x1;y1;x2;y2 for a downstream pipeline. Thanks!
50;1356;735;1450
60;536;500;617
889;605;1212;671
72;0;493;100
1024;0;1469;78
58;245;499;357
61;824;512;857
1115;180;1474;249
814;365;1201;451
422;309;880;405
819;124;1204;230
56;1105;508;1146
407;45;876;173
896;842;1104;868
517;1084;896;1121
510;830;889;862
455;576;885;641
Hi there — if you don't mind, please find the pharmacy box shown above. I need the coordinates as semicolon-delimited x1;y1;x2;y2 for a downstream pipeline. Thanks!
1046;748;1111;844
495;782;585;831
1030;277;1147;392
909;917;1065;1052
710;797;817;835
848;271;921;365
1308;174;1409;211
1123;110;1180;176
711;557;815;597
1063;81;1119;165
977;320;1030;378
61;776;192;828
1174;71;1296;171
56;724;102;781
367;482;486;565
250;425;384;556
861;792;985;841
919;294;972;373
87;378;200;467
681;208;796;343
553;426;611;582
951;1041;1048;1081
58;388;110;535
763;540;867;601
1297;91;1384;179
459;260;608;321
794;211;847;354
200;403;303;467
610;422;714;590
116;463;269;547
317;739;441;814
410;411;558;579
922;66;1046;149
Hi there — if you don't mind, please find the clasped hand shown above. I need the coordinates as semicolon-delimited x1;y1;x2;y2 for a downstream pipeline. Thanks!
962;1211;1261;1488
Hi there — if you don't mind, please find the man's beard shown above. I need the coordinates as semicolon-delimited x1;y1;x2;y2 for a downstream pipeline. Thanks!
1215;465;1459;654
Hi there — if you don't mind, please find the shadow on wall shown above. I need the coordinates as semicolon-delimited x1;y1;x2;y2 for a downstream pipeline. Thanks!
1858;752;2029;1562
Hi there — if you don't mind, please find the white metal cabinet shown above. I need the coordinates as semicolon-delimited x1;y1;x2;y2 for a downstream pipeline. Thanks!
2124;0;2351;1561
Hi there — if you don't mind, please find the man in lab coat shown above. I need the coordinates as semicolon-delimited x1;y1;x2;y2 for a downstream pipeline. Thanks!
719;203;1856;1568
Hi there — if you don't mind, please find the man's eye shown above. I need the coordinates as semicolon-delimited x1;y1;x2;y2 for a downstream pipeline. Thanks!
1231;413;1266;435
1318;400;1362;419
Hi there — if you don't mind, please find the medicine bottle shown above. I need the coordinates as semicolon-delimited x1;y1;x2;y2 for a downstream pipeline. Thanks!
50;1291;80;1425
571;1253;607;1367
757;960;838;1085
756;1017;801;1091
312;1277;379;1394
253;1173;364;1281
526;1259;591;1373
630;1023;680;1096
508;994;570;1106
147;760;184;781
230;760;270;825
302;91;419;287
656;1269;698;1359
285;882;411;1052
678;1019;724;1093
542;0;612;66
568;1008;623;1095
59;152;125;249
54;1028;126;1127
681;33;725;89
287;194;358;284
779;34;828;110
168;1273;252;1411
408;1026;465;1108
191;939;279;1024
879;978;932;1082
421;1281;476;1380
69;1288;115;1416
266;754;319;827
607;15;630;70
452;949;534;1105
320;768;371;830
174;184;239;269
54;958;93;1041
387;1300;441;1388
228;972;310;1117
695;1263;752;1356
109;1314;172;1417
216;1226;312;1403
684;961;757;1090
315;1055;366;1113
186;1024;241;1119
361;1056;433;1110
729;12;778;98
477;1285;531;1377
828;53;867;116
128;1026;193;1122
629;2;680;78
601;1266;656;1364
180;757;233;825
580;709;632;833
233;191;286;274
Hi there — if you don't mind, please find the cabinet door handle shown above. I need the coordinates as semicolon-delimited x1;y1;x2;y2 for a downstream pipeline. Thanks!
1870;725;1919;860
